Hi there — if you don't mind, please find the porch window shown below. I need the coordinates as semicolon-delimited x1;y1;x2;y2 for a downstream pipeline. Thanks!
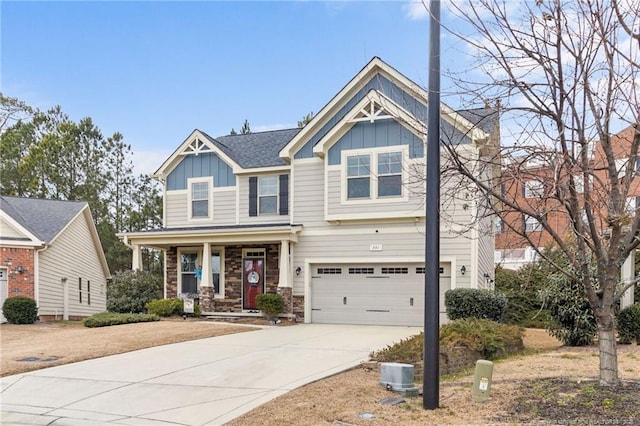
212;252;221;294
181;253;198;294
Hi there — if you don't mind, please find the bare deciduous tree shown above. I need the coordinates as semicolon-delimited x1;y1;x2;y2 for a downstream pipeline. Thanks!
436;0;639;386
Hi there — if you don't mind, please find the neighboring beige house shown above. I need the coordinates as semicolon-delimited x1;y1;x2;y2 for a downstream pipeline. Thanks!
120;57;499;326
0;196;110;321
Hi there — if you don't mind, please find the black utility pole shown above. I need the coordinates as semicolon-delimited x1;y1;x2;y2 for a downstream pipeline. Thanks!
423;0;440;410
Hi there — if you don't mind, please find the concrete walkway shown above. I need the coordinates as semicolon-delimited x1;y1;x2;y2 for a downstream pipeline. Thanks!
1;323;421;425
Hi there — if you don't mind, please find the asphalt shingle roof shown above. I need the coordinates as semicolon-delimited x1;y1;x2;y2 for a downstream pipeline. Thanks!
199;128;301;169
0;196;86;243
457;107;499;136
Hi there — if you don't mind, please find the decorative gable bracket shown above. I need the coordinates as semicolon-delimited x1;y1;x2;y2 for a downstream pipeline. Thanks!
181;138;213;156
348;97;395;124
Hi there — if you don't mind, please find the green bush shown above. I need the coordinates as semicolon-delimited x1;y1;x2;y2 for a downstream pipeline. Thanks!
2;296;38;324
146;299;183;317
107;270;162;313
445;288;507;322
495;266;549;327
83;312;160;328
439;318;524;359
541;273;597;346
617;303;640;344
371;319;524;364
145;298;201;317
256;293;284;320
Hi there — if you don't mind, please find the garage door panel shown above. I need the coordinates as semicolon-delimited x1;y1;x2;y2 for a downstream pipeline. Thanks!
311;262;451;326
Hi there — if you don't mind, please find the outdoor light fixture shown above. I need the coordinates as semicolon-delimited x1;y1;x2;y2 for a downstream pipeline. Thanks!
16;265;24;274
295;266;302;276
460;265;466;275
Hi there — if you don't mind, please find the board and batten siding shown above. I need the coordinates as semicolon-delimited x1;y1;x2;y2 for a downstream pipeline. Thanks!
38;212;107;317
165;189;237;228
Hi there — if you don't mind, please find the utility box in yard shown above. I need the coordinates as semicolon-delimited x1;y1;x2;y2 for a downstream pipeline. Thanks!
472;360;494;402
380;362;419;397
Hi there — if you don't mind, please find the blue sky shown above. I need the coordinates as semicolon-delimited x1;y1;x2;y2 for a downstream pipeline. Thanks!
2;1;457;175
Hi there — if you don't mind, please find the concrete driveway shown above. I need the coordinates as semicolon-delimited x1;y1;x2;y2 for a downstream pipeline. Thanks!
1;323;421;425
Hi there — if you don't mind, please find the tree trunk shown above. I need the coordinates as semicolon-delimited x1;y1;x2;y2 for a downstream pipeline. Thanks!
596;312;619;386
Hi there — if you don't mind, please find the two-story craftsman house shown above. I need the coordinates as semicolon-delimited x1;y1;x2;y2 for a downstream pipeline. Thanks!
120;57;499;326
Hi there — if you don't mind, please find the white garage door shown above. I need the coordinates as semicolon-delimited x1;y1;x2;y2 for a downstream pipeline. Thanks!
310;263;451;326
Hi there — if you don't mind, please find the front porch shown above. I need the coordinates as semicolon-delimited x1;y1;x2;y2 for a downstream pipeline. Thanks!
119;224;303;319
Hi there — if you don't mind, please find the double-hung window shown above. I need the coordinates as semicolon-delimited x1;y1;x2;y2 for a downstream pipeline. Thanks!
345;149;404;201
258;176;278;214
347;155;371;199
188;177;212;220
377;152;402;197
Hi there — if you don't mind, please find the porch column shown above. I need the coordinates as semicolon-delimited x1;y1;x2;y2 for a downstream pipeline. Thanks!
278;239;291;288
132;244;143;271
277;239;293;318
621;251;635;309
199;243;214;313
201;243;212;288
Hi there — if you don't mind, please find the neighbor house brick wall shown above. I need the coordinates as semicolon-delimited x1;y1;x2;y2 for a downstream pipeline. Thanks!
1;247;35;299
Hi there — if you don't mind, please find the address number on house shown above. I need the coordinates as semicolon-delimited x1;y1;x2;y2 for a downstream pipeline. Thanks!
370;244;383;251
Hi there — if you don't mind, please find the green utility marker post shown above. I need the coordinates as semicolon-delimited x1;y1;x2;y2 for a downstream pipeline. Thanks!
472;360;494;402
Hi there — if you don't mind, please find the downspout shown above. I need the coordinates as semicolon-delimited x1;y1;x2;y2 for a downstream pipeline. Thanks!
34;243;49;312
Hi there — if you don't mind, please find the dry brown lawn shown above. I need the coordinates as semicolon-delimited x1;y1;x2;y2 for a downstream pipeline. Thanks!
2;322;639;425
0;318;258;377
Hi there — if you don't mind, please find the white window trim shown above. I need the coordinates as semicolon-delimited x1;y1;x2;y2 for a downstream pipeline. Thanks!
340;145;409;205
187;176;213;221
524;179;544;198
258;175;279;216
178;249;201;295
211;246;226;299
525;215;542;232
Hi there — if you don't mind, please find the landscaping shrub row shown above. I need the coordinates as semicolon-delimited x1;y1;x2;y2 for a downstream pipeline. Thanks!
370;318;524;376
83;312;160;328
445;288;508;322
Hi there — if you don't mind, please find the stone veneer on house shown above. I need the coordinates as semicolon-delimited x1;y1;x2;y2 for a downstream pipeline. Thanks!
165;243;293;315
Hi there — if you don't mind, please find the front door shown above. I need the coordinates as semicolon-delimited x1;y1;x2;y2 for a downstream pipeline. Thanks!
0;268;8;323
242;257;264;310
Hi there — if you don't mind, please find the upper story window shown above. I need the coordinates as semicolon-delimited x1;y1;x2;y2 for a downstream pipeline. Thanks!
494;216;504;233
249;174;289;217
377;152;402;197
188;177;212;220
524;215;542;232
258;176;278;214
523;180;544;198
347;155;371;199
344;148;405;201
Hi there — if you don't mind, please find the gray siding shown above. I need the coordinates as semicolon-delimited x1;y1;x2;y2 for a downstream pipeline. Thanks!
290;159;476;295
166;153;236;190
38;212;107;317
238;175;290;225
326;167;424;218
165;189;237;228
328;120;424;165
